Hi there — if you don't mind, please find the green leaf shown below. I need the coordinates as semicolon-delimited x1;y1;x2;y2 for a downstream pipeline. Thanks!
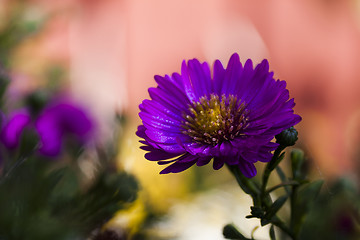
227;164;260;197
275;166;287;183
269;225;276;240
297;180;323;205
266;181;299;194
292;180;324;234
276;166;291;195
73;171;139;231
265;195;288;221
268;152;285;171
49;167;79;202
261;218;270;226
18;128;39;156
291;149;305;180
223;224;253;240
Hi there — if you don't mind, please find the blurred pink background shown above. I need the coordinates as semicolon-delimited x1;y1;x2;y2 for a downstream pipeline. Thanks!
6;0;360;178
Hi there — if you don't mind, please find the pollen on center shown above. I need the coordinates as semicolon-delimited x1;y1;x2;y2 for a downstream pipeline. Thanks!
182;94;249;146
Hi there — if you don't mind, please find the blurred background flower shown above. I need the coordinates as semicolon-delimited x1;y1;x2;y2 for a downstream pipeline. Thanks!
2;0;360;239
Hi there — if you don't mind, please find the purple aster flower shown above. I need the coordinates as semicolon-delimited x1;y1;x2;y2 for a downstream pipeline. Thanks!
1;110;31;149
0;99;94;157
35;101;94;156
137;53;301;178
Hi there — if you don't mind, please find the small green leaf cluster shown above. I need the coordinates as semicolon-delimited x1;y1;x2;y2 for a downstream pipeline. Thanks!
224;127;324;240
0;158;139;240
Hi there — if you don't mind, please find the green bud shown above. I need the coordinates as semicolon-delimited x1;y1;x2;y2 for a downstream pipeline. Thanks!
275;127;298;147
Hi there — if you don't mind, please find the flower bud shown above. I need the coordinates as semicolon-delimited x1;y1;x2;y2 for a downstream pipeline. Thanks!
275;126;298;147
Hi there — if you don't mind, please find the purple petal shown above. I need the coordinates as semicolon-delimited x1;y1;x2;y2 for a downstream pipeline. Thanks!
157;159;178;165
213;157;225;170
35;101;94;156
58;104;93;138
1;112;31;149
221;155;240;165
180;60;197;102
220;141;235;156
145;129;187;144
160;155;197;174
187;59;212;98
36;116;62;156
181;142;208;156
148;87;188;113
237;160;257;178
222;53;243;95
154;75;190;107
196;157;212;166
234;59;254;98
140;99;183;122
213;59;226;96
145;148;180;161
155;143;186;154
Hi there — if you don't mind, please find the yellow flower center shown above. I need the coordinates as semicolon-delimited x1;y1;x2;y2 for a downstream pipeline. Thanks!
182;94;249;145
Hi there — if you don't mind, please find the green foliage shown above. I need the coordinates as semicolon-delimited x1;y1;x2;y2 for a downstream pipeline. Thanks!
290;149;306;181
291;179;323;235
224;127;328;240
299;179;360;240
0;154;139;240
263;195;288;224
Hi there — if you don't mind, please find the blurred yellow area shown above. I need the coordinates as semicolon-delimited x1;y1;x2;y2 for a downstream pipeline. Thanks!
112;118;244;236
117;119;197;214
106;197;147;237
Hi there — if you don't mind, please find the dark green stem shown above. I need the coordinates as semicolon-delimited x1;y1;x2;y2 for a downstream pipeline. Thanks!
261;146;285;194
227;145;298;240
290;183;300;239
0;145;38;184
261;145;298;240
226;164;260;206
272;216;297;240
266;181;299;194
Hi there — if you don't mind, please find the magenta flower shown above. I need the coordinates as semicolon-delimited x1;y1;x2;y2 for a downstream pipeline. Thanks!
0;100;93;157
35;102;93;156
137;53;301;178
0;111;31;149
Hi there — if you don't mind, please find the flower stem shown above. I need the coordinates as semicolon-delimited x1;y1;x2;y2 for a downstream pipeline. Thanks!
265;181;299;194
227;145;299;240
260;145;298;240
226;164;260;206
261;145;285;194
271;216;297;240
